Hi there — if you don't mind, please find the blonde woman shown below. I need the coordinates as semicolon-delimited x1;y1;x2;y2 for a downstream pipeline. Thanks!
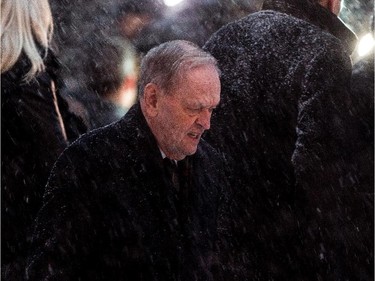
1;0;85;279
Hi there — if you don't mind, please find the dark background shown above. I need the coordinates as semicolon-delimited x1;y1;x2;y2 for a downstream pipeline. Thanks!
49;0;374;110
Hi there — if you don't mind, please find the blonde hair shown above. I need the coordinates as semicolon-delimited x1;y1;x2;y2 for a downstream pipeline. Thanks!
1;0;53;80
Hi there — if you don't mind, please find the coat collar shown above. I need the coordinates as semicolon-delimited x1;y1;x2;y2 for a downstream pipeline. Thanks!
262;0;357;54
118;102;159;154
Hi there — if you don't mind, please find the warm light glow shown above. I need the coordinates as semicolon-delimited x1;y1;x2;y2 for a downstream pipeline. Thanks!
357;33;375;57
164;0;184;7
118;76;137;109
119;88;137;109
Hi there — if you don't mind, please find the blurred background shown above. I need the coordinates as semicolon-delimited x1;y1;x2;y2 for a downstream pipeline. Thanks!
49;0;374;128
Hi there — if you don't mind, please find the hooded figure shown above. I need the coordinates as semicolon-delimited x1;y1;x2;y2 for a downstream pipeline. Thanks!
203;0;369;280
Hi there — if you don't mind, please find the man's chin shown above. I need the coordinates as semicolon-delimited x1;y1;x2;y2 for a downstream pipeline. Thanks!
185;147;198;156
172;149;197;161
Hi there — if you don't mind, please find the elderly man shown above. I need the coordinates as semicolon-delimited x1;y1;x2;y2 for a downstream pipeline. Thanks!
203;0;365;280
26;40;225;281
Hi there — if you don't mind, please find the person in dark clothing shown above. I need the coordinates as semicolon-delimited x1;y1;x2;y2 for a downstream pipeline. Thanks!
26;40;226;281
60;37;134;130
348;26;374;280
1;0;86;280
351;16;374;189
203;0;366;279
49;0;164;131
352;53;374;185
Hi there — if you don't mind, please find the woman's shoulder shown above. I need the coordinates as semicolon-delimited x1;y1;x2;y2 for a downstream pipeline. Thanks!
2;48;59;85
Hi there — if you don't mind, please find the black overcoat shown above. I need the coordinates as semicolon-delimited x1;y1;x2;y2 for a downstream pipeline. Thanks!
1;50;85;280
203;0;369;280
348;50;374;278
26;104;227;281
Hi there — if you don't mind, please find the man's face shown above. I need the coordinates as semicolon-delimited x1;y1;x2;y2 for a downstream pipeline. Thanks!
320;0;341;15
332;0;341;15
152;64;221;160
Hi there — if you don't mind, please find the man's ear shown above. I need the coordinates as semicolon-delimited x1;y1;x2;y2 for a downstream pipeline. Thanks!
142;83;160;117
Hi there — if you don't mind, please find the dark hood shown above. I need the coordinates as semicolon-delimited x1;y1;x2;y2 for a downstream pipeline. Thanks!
262;0;357;54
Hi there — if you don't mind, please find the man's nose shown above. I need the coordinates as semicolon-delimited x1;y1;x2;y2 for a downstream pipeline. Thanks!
196;110;211;130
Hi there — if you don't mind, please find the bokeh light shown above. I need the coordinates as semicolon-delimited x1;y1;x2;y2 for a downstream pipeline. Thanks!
164;0;184;7
357;33;375;57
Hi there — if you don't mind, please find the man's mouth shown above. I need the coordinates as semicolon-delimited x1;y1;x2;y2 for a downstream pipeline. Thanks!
187;132;201;139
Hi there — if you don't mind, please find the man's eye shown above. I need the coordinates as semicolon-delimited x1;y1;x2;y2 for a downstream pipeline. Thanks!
187;108;201;113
